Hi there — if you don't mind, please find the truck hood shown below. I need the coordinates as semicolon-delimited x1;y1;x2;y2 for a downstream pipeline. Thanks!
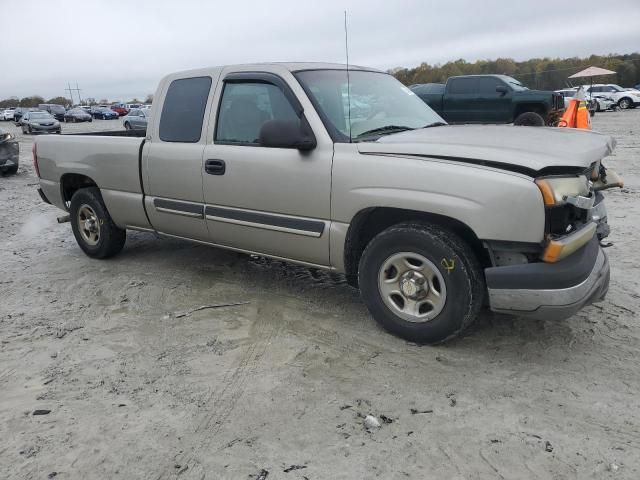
357;125;616;176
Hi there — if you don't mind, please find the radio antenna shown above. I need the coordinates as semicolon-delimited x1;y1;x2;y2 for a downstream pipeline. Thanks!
344;10;352;142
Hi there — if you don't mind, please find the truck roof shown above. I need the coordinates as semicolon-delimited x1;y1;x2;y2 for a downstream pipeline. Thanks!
167;62;382;79
447;74;515;80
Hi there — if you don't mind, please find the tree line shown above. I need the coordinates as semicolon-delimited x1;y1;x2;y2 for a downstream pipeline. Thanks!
0;94;154;109
391;53;640;90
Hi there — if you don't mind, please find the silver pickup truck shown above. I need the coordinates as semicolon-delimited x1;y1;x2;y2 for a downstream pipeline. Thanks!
35;62;621;343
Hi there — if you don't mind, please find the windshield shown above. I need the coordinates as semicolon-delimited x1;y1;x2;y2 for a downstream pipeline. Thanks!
609;84;624;92
31;113;53;119
295;70;446;141
502;76;528;91
50;105;65;113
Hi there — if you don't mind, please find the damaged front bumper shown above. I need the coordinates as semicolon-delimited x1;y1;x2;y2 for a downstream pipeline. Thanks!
485;237;609;320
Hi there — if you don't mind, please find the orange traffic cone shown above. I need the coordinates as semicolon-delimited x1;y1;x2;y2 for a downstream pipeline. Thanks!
557;87;591;129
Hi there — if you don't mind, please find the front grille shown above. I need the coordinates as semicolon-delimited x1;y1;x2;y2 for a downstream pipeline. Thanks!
553;93;564;110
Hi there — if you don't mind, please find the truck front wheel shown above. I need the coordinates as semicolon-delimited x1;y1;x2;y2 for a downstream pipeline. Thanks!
358;222;484;344
514;111;545;126
70;187;126;259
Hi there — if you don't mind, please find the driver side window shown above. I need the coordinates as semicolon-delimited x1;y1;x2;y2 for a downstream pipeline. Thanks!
215;82;298;145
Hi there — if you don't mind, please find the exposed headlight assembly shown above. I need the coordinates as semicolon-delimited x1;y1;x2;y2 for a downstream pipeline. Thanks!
535;175;590;206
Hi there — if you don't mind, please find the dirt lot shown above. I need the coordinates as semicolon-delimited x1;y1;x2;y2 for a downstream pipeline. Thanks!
1;113;639;480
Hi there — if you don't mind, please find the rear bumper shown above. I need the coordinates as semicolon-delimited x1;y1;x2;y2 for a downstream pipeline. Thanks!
486;237;609;320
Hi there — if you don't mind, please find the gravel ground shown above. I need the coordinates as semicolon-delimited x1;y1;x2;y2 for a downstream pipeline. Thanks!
1;112;639;480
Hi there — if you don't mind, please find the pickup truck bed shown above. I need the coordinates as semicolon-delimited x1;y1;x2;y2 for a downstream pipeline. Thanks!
38;134;151;230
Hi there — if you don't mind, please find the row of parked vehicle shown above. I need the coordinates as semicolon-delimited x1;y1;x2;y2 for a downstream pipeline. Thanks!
2;103;151;122
1;104;152;133
555;83;640;113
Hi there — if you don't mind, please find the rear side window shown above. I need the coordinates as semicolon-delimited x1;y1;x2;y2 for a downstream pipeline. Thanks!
448;78;477;94
159;76;212;142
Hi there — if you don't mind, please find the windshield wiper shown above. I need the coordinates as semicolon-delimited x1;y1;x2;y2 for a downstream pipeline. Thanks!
355;125;414;139
421;122;447;128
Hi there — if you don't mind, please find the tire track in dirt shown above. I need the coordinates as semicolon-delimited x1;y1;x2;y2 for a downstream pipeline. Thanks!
156;303;281;480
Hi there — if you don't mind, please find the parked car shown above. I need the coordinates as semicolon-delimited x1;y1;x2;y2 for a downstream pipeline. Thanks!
13;107;35;124
125;103;141;110
111;103;128;116
555;88;597;116
583;84;640;110
591;94;616;112
21;111;61;134
2;108;16;121
91;106;119;120
64;108;93;123
0;128;19;174
38;104;67;121
34;62;620;344
122;108;151;130
411;75;565;126
78;105;92;113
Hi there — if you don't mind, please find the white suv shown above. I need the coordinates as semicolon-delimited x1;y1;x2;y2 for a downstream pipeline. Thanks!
2;108;16;121
583;84;640;110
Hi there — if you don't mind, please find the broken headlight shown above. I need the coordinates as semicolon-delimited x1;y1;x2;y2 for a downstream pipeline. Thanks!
535;175;590;206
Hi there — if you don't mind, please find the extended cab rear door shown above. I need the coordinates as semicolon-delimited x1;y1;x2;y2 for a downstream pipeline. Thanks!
201;67;333;266
142;71;220;241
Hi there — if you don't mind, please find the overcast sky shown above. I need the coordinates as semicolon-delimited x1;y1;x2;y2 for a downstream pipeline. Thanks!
2;0;640;101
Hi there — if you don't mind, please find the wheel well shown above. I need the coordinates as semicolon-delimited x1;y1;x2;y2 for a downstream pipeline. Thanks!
343;207;490;286
61;173;97;207
514;103;547;118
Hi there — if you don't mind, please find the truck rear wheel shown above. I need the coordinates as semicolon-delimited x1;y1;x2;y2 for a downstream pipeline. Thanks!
358;222;484;344
70;187;126;259
514;111;545;126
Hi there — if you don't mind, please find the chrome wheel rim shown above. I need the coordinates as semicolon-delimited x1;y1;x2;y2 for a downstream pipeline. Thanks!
378;252;447;323
620;99;630;109
78;205;100;246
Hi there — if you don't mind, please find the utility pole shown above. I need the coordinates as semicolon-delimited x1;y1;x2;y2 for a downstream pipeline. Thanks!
75;82;83;105
65;83;75;105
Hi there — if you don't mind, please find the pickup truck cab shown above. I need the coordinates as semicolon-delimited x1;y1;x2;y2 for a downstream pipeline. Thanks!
411;75;565;126
35;63;619;343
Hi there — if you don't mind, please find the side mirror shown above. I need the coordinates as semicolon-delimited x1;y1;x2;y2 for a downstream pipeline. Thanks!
259;119;316;151
496;85;509;95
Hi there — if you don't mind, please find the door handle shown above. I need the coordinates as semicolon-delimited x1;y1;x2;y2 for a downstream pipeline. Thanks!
205;159;226;175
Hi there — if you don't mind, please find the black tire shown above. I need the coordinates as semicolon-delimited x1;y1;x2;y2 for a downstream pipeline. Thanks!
124;122;130;130
514;111;545;126
28;126;32;134
618;97;632;110
5;165;18;175
590;109;595;117
358;222;484;344
70;187;126;259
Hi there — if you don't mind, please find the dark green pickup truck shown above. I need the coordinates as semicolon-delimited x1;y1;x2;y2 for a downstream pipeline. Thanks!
410;75;565;126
